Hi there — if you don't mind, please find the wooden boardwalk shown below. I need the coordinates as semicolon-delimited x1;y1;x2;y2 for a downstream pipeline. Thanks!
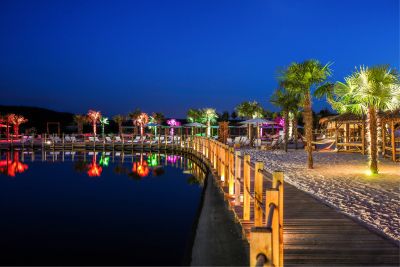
218;160;399;266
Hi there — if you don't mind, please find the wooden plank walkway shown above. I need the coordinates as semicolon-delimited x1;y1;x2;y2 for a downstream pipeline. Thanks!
218;160;399;266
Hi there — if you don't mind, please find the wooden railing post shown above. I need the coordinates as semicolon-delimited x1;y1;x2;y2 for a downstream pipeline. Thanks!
243;154;251;220
235;151;242;205
228;147;235;195
250;227;272;267
273;171;284;267
254;161;264;226
266;189;280;267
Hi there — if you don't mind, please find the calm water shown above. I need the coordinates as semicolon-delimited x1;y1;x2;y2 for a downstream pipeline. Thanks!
0;150;206;266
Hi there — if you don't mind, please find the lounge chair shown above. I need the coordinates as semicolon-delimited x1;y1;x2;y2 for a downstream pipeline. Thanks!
227;138;233;146
233;136;241;145
115;136;122;143
105;136;113;143
254;138;262;148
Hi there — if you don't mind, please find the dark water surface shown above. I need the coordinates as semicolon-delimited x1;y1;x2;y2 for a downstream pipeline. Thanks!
0;151;206;265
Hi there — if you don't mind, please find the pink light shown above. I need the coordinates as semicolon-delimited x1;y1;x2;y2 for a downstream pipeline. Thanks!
167;119;181;136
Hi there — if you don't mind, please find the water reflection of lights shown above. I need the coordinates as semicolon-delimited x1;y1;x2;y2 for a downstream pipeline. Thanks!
132;161;150;177
167;155;181;164
0;152;28;177
87;154;102;177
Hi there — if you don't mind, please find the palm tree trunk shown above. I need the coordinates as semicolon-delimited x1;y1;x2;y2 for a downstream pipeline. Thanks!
284;110;289;152
368;107;378;174
14;124;19;136
293;116;298;149
93;122;96;136
118;123;122;135
78;123;83;134
304;91;313;169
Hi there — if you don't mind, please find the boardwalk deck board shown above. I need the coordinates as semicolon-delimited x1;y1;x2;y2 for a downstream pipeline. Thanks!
223;157;399;266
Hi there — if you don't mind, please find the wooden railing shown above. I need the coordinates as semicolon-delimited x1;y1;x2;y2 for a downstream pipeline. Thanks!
191;136;284;267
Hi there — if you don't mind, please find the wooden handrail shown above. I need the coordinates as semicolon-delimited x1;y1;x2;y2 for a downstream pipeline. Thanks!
191;136;284;267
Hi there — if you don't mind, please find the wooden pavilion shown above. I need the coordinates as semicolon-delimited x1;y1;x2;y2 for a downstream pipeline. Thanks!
320;113;366;154
381;109;400;162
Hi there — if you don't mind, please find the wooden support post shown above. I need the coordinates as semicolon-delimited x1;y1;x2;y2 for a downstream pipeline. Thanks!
228;147;234;195
243;154;251;221
250;227;272;267
224;145;229;186
235;151;241;206
273;171;284;267
382;122;386;156
266;189;280;267
391;121;396;162
345;123;349;150
254;162;264;227
335;121;338;152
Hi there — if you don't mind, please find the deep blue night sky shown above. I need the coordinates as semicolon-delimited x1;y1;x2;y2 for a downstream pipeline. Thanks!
0;0;398;117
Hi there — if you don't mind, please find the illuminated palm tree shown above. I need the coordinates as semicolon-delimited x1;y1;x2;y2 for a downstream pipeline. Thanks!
280;59;332;169
112;115;125;135
187;108;202;123
320;65;400;174
129;108;142;135
270;88;300;152
99;117;109;138
235;101;264;119
73;114;88;134
87;110;101;136
200;108;218;137
135;112;149;136
8;114;28;136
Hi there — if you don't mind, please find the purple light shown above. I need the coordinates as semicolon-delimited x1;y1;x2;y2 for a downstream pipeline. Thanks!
167;119;181;135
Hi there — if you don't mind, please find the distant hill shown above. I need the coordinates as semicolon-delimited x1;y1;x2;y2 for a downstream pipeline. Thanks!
0;105;74;133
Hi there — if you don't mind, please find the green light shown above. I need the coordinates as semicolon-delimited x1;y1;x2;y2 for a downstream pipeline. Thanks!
147;154;159;167
99;153;110;167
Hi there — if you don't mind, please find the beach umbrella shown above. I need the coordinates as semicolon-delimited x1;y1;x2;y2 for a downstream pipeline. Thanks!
239;118;275;138
183;122;206;127
239;118;275;125
183;122;206;136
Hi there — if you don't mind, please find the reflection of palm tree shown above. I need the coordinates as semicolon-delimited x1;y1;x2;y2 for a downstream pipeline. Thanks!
187;175;200;185
74;161;87;173
152;167;165;176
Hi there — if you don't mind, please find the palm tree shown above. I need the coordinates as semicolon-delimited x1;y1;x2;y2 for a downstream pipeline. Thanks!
74;114;88;134
149;112;164;136
129;108;142;135
112;115;125;135
320;65;400;174
135;113;149;136
8;114;28;136
200;108;218;137
270;88;299;152
289;110;302;149
280;59;332;169
187;108;202;123
235;101;264;119
87;110;101;136
99;117;109;138
151;112;165;124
